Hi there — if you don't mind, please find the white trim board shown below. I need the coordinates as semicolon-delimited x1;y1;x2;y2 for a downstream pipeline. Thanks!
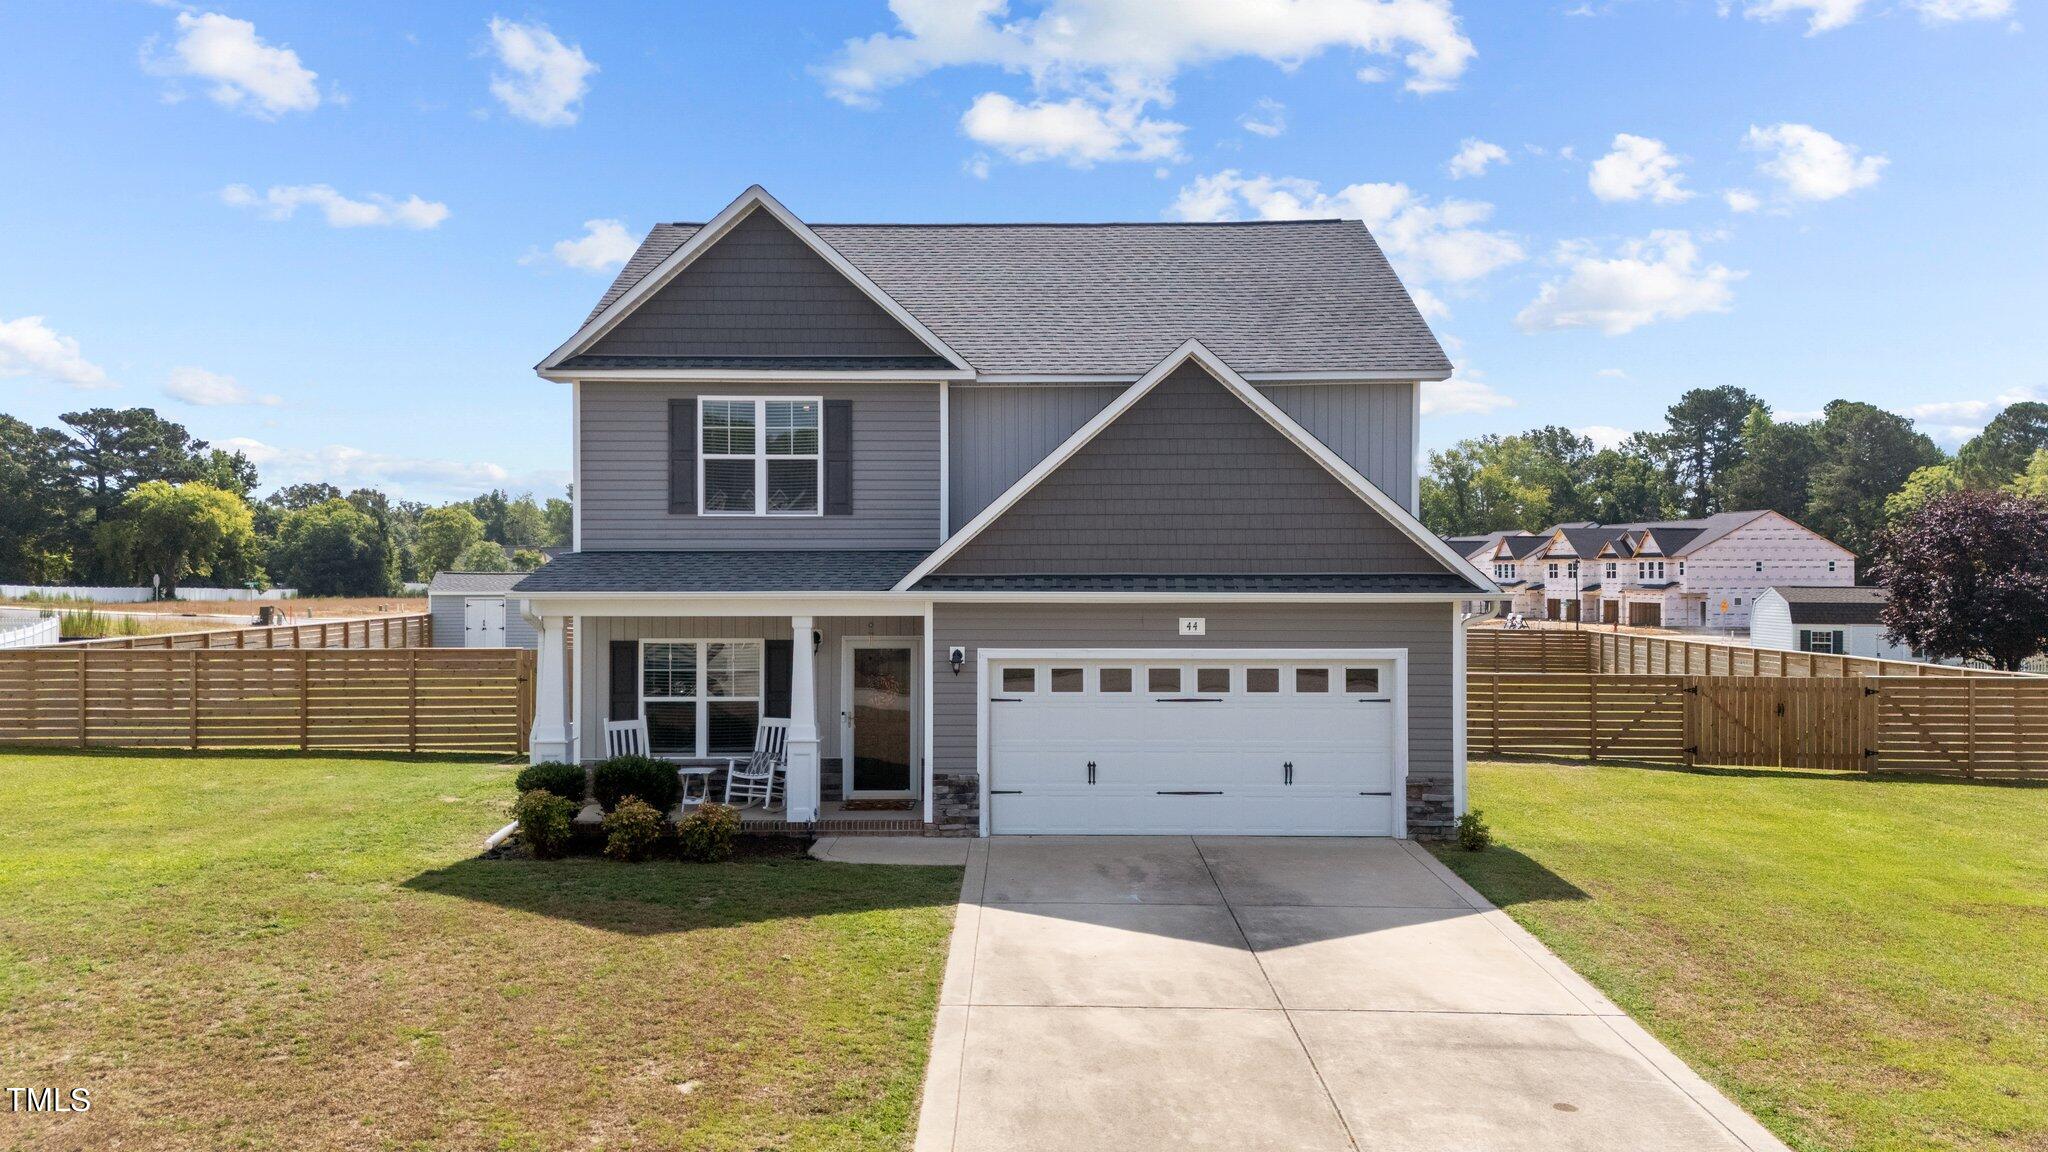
895;338;1500;594
536;185;972;375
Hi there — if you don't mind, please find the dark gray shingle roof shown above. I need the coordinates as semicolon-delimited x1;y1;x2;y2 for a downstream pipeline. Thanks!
428;571;529;594
584;219;1450;377
555;354;952;372
911;573;1477;593
1772;585;1888;625
511;550;928;594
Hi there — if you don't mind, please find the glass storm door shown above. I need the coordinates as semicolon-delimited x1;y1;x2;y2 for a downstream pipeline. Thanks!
846;642;916;798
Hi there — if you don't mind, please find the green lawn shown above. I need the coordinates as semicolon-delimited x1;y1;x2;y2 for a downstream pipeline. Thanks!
0;750;961;1152
1434;759;2048;1152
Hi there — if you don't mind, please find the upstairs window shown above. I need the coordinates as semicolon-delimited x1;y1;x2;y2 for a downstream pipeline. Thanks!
701;398;821;516
1604;562;1617;580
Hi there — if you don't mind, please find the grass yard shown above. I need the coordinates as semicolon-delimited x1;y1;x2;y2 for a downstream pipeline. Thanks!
1435;759;2048;1152
0;750;961;1152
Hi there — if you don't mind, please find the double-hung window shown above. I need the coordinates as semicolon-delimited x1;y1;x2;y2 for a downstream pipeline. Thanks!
641;640;764;757
700;398;822;515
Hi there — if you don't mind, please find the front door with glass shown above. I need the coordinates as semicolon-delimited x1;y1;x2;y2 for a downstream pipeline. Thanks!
842;640;917;799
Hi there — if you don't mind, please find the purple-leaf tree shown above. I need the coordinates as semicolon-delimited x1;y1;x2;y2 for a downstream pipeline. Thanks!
1872;490;2048;671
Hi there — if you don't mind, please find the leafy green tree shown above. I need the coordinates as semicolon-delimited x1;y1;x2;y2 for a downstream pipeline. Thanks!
0;414;79;582
466;490;511;542
60;408;207;519
1661;386;1765;516
267;500;398;596
511;547;549;571
101;481;260;596
1886;463;1966;522
2006;449;2048;500
501;494;550;547
267;482;344;511
1421;436;1549;535
1720;407;1821;520
1955;401;2048;487
193;448;260;499
1805;401;1944;561
455;539;513;572
544;491;573;547
415;505;486;575
1581;446;1678;523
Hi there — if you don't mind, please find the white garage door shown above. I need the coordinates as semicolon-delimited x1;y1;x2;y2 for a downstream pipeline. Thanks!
988;655;1401;836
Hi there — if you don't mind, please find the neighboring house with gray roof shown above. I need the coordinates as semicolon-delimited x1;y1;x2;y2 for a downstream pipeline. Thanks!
1750;586;1912;660
427;571;538;650
515;185;1498;840
1458;510;1854;629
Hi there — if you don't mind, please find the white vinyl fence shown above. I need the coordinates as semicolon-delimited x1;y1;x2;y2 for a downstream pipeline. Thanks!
0;613;61;650
0;585;297;603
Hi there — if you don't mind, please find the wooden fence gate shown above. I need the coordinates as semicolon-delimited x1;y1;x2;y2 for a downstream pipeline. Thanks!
1687;676;1871;771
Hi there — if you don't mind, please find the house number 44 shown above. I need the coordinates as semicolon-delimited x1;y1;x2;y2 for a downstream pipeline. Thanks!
1179;617;1206;636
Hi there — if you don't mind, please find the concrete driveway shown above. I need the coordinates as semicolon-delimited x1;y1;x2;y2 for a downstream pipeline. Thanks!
913;836;1787;1152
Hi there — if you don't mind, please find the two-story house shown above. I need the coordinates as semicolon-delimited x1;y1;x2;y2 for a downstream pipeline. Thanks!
1456;510;1854;630
513;186;1499;840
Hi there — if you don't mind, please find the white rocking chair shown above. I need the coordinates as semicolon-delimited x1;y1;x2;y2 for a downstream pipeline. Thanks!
605;717;711;810
723;719;790;810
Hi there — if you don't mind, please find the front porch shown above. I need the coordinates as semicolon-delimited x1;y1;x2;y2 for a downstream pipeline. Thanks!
523;603;931;828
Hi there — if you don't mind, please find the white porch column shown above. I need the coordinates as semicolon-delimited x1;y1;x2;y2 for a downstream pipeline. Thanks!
527;612;571;765
784;615;821;822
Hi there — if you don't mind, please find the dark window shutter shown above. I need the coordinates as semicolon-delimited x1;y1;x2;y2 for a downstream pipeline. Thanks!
1833;631;1846;653
764;639;793;719
609;640;640;721
668;398;697;514
824;399;853;516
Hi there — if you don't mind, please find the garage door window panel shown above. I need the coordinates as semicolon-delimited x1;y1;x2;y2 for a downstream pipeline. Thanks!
1295;668;1330;693
1001;667;1036;693
1049;667;1084;693
1246;668;1280;693
1196;668;1230;694
1099;667;1133;693
1147;667;1181;694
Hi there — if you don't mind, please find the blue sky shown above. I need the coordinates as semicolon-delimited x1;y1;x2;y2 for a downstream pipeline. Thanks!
2;0;2041;502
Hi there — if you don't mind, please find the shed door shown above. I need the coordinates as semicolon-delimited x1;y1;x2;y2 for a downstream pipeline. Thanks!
464;597;506;647
988;657;1399;836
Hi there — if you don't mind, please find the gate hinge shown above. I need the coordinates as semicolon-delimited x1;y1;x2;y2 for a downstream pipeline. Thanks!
1775;702;1785;717
1684;685;1699;695
1685;744;1698;755
1863;748;1878;759
1864;686;1879;697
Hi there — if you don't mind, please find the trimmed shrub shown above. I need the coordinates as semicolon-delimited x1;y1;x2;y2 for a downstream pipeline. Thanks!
602;797;665;862
593;755;680;813
513;789;575;859
675;802;742;863
514;761;585;803
1456;808;1494;852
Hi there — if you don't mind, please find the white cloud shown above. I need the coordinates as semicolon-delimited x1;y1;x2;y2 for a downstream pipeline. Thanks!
223;437;568;502
529;218;638;272
1515;230;1744;335
819;0;1471;166
0;315;110;390
487;17;596;127
1596;367;1629;378
1577;425;1635;450
163;366;278;407
144;11;320;118
1423;366;1514;417
961;93;1184;166
1446;138;1509;179
1739;0;2010;30
221;184;450;229
1588;134;1693;203
1723;188;1763;213
1744;123;1886;202
1169;172;1525;313
1239;97;1287;138
1900;386;2041;443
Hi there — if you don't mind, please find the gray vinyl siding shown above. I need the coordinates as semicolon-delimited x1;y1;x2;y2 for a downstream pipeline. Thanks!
586;209;936;360
930;601;1455;832
426;593;537;649
947;379;1421;531
934;364;1442;576
574;614;923;765
579;380;941;550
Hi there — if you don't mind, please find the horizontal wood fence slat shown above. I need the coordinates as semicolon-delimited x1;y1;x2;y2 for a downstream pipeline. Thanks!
1470;671;2047;778
1470;628;2010;679
65;613;431;651
0;647;531;755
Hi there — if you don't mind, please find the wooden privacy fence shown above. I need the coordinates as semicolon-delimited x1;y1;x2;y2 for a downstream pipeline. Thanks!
0;647;532;755
1469;628;1999;679
68;613;430;651
1469;672;2048;779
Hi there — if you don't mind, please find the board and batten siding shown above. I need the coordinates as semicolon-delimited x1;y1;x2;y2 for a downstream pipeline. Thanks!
930;601;1456;835
947;378;1420;531
427;593;537;649
585;209;936;360
575;614;923;763
578;380;941;550
933;365;1442;576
